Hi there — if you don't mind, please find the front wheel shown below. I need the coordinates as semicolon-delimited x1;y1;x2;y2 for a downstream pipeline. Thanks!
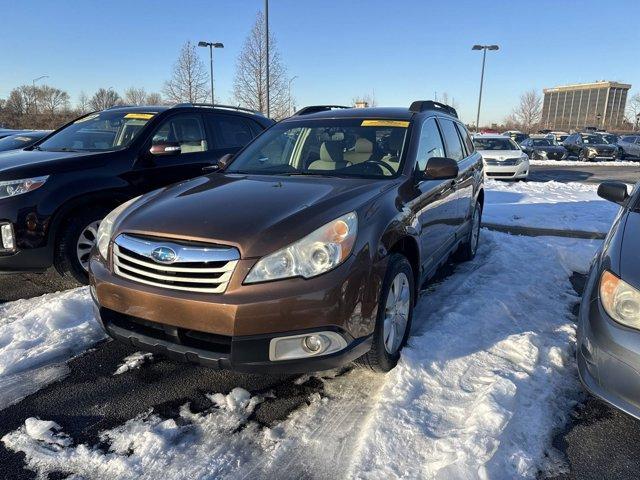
579;149;590;162
454;203;482;262
55;208;110;284
360;253;414;372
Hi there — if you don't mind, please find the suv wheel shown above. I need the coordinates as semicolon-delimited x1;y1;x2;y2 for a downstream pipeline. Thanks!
579;149;590;162
55;208;110;284
454;203;482;262
618;149;625;160
360;253;414;372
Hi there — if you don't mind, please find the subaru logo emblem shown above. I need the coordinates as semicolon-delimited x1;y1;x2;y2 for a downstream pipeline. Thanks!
151;246;177;264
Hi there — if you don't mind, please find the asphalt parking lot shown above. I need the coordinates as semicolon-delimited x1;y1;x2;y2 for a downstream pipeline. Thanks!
0;163;639;479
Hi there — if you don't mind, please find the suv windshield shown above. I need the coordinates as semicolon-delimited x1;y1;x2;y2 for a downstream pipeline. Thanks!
472;137;518;151
582;134;605;144
225;118;409;178
531;139;553;146
36;110;158;152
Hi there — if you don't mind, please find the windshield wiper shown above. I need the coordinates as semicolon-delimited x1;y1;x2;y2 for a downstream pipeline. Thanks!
47;147;80;152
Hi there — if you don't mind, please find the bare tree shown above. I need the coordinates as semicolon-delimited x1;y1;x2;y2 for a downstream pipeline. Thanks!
163;42;209;104
509;90;542;133
146;92;164;105
232;11;289;119
77;91;90;114
89;88;122;110
123;87;148;105
625;92;640;130
439;92;457;110
38;86;70;115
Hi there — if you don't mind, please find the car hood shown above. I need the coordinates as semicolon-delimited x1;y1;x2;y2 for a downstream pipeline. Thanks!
529;145;566;152
586;144;616;150
478;149;523;159
116;173;392;258
0;148;112;179
620;211;640;290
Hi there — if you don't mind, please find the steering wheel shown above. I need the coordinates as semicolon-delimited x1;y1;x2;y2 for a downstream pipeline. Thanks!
366;159;396;176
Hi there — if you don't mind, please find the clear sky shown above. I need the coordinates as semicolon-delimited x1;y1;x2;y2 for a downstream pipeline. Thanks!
1;0;638;125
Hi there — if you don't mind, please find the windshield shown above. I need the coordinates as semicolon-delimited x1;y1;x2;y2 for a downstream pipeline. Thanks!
225;119;409;178
601;134;617;144
472;137;519;151
582;134;605;145
0;133;45;152
36;110;157;152
531;139;553;147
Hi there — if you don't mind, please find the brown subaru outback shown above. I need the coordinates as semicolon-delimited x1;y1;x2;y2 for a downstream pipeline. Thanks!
89;101;484;373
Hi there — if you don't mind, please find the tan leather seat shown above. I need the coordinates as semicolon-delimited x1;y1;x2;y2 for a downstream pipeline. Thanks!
381;130;405;175
344;138;373;164
308;142;351;171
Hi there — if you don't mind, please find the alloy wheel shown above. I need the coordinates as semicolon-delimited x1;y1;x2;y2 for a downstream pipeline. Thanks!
76;220;101;272
383;272;411;354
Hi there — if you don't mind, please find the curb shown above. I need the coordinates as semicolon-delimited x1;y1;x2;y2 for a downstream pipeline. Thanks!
482;223;606;240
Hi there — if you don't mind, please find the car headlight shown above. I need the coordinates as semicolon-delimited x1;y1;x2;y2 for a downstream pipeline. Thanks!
538;150;547;158
245;212;358;283
96;196;141;260
0;176;49;199
587;147;598;155
600;270;640;329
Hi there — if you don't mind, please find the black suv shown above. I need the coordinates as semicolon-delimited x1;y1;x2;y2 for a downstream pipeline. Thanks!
562;132;617;161
0;104;273;282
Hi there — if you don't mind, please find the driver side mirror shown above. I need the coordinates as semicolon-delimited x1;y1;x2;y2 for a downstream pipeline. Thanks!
598;181;629;205
421;157;459;181
150;142;181;155
202;153;234;174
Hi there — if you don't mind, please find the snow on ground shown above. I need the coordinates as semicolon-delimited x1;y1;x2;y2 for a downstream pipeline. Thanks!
3;231;601;480
530;159;639;166
484;179;621;233
0;287;103;409
114;351;154;375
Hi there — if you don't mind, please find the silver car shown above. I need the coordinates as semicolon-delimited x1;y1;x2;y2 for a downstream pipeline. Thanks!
578;181;640;418
618;135;640;160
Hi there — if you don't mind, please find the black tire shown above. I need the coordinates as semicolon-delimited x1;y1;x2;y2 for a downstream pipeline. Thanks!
618;149;625;160
360;253;415;372
454;202;482;262
54;207;110;284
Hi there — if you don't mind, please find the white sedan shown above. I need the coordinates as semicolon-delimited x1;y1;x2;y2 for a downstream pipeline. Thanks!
473;135;529;180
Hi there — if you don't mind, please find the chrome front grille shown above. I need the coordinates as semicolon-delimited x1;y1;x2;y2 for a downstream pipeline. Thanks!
483;157;521;166
112;234;239;294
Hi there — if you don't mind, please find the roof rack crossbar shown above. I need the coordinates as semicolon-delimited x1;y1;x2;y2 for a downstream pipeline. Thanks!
409;100;458;118
172;103;264;116
293;105;351;116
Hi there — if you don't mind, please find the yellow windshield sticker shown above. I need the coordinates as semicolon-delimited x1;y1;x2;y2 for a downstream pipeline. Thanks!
74;113;99;123
361;120;410;128
124;113;155;120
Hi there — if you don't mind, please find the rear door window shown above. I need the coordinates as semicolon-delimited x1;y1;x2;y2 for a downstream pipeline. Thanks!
206;114;256;149
438;119;465;161
455;122;474;156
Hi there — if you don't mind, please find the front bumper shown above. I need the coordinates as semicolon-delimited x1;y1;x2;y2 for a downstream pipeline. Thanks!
89;248;384;373
484;160;529;179
577;269;640;419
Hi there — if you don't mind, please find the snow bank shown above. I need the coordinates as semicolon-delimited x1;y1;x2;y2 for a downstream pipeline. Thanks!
0;287;103;408
352;232;600;479
3;232;599;479
484;179;620;233
530;159;638;166
114;352;153;375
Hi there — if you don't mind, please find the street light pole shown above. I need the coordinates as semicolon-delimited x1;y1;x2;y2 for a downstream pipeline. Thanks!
198;41;224;104
31;75;49;116
472;44;499;132
288;76;298;116
32;75;49;87
265;0;270;117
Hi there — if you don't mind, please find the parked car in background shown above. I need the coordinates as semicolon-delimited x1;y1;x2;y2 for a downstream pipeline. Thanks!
502;130;528;145
0;131;51;152
600;133;619;145
0;104;272;283
562;133;617;161
550;131;569;144
0;129;25;140
618;135;640;160
474;134;529;179
578;181;640;419
89;101;485;374
520;136;568;160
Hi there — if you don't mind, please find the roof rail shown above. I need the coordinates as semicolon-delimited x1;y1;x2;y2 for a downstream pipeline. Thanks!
172;103;264;116
409;100;458;118
106;104;133;110
293;105;351;116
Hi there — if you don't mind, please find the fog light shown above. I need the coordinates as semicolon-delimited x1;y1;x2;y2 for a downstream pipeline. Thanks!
269;331;348;361
1;223;14;250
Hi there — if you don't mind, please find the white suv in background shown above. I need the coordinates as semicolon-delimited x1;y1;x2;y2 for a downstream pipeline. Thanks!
473;134;529;180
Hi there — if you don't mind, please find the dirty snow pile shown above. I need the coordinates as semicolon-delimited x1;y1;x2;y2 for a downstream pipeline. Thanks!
484;179;621;233
529;159;638;166
114;351;154;375
0;287;103;409
2;231;601;479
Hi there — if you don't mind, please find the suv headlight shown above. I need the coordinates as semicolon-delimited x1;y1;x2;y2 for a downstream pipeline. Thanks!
245;212;358;283
600;270;640;329
0;176;49;199
96;196;141;260
587;147;598;155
